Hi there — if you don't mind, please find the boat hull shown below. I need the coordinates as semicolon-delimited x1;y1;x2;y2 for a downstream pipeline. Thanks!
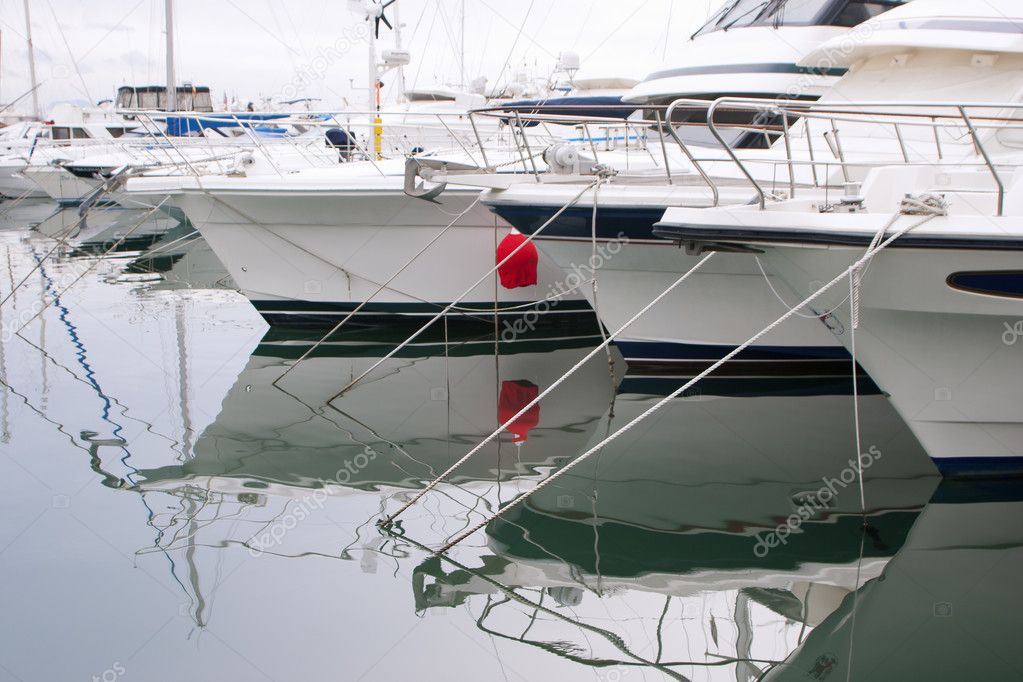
757;243;1023;475
22;165;107;206
0;161;48;199
172;184;592;330
486;197;846;371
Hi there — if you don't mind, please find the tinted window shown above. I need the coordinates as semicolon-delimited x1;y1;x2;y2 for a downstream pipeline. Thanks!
194;91;213;112
696;0;830;35
833;1;900;27
51;127;71;140
695;0;902;35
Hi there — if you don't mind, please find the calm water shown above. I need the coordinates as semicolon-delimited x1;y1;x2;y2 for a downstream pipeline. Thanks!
0;203;1020;682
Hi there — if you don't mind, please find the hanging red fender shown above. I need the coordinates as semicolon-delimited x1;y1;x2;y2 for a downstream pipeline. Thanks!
496;231;539;289
497;380;541;444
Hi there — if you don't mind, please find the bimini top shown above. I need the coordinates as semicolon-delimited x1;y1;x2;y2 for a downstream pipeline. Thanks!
626;0;908;104
801;0;1023;67
116;85;214;112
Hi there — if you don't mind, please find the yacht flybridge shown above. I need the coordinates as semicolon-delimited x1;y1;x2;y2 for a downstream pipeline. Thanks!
630;0;904;106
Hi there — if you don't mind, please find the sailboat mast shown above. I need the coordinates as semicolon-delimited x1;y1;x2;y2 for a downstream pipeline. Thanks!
367;20;377;120
22;0;40;119
165;0;176;112
393;2;406;97
460;0;466;89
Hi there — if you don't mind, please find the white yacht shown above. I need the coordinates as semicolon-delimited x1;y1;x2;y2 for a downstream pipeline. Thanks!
454;0;910;373
121;77;646;328
0;103;144;201
654;0;1023;475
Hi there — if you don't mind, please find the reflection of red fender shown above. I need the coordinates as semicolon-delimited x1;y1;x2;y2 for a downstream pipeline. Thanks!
498;380;540;443
496;231;538;289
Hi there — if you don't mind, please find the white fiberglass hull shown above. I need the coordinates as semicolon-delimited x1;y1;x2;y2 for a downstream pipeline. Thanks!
142;166;590;328
482;183;845;372
763;244;1023;474
22;165;105;206
0;161;48;199
656;202;1023;475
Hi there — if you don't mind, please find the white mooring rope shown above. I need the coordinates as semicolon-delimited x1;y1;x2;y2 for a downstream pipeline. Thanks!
436;208;941;551
379;251;718;526
273;196;482;386
326;179;601;402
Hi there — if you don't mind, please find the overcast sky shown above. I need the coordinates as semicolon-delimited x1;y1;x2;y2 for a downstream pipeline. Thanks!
0;0;720;113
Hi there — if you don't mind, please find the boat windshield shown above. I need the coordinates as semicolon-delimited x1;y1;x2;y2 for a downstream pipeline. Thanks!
694;0;902;36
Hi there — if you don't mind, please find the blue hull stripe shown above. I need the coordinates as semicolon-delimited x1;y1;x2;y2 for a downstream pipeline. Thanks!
489;205;666;241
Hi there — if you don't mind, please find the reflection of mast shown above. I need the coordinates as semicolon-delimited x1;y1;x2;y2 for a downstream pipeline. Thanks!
734;592;758;682
174;299;207;628
0;249;11;442
39;267;47;416
182;497;208;628
175;298;193;461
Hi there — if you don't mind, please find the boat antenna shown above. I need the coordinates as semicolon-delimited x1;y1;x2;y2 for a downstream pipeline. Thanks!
460;0;466;89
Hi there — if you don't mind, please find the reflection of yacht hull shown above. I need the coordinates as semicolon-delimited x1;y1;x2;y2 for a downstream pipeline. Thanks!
416;380;937;610
485;505;916;596
34;207;184;253
765;480;1023;681
499;384;937;537
127;235;232;288
141;333;622;495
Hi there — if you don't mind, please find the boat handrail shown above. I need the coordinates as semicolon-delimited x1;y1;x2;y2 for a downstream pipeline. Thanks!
690;97;1023;215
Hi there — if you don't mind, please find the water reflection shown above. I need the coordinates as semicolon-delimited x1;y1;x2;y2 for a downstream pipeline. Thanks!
94;324;972;679
141;328;620;494
766;480;1023;681
0;214;1019;680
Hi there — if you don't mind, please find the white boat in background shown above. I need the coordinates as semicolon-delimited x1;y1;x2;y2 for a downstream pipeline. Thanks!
654;0;1023;476
0;103;145;201
628;0;907;143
